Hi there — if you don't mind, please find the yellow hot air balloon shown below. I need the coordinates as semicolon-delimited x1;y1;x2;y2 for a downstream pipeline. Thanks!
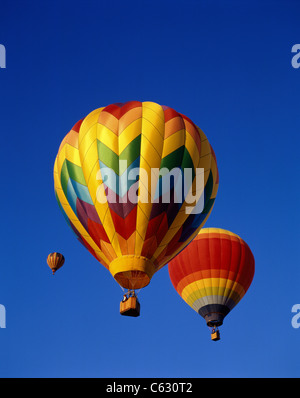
54;101;219;315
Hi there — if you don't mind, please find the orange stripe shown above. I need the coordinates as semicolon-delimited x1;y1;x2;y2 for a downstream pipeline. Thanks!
164;116;185;138
98;111;119;135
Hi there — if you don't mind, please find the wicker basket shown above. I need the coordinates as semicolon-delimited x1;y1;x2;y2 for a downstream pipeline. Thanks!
120;296;140;317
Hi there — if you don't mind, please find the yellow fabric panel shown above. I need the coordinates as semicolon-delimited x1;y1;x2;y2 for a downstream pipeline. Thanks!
198;136;211;157
197;228;240;239
65;142;81;167
161;130;185;159
134;103;165;256
134;140;156;250
140;135;163;169
198;126;219;198
143;101;165;126
182;278;245;308
140;117;165;147
210;157;218;198
165;115;185;138
78;107;103;145
95;124;119;154
197;127;209;143
119;118;142;153
119;106;143;134
198;148;212;188
134;231;146;257
98;109;119;136
96;121;121;257
184;131;200;170
135;207;150;254
57;134;69;156
99;197;121;257
78;124;98;187
56;139;68;177
79;122;100;188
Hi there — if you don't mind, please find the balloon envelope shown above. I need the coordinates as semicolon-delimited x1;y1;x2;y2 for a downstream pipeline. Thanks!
168;228;255;327
54;102;219;289
47;252;65;275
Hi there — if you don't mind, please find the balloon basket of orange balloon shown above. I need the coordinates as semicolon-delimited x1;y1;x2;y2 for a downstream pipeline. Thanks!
211;329;220;341
120;293;140;317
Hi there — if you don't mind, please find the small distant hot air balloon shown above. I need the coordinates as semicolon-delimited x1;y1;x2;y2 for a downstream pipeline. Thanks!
168;228;255;341
47;252;65;275
53;101;219;316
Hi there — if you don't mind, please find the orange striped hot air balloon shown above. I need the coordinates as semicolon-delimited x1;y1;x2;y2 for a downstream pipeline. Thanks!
47;252;65;275
168;228;255;340
54;101;219;315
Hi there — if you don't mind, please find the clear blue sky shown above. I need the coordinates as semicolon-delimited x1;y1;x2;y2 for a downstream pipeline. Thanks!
0;0;299;378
